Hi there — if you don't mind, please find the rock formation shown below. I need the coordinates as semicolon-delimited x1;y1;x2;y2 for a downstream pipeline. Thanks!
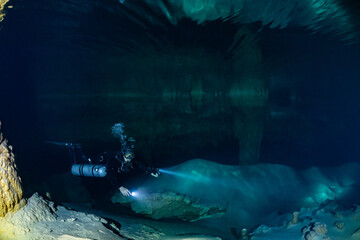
0;0;9;22
0;193;125;240
301;222;329;240
0;192;225;240
112;191;226;222
0;121;24;217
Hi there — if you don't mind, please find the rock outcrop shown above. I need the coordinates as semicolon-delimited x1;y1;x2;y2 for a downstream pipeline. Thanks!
301;222;329;240
0;193;125;240
0;121;24;217
112;191;226;222
0;192;225;240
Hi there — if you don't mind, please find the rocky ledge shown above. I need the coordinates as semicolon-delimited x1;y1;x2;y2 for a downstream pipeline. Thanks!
111;191;226;222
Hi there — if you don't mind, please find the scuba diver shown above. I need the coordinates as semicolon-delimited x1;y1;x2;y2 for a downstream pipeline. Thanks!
46;123;160;196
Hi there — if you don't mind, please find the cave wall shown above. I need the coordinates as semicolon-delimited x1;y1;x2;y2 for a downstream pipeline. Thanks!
33;23;266;166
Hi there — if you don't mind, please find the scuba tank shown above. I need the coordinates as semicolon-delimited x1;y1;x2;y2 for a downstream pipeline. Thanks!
71;164;107;177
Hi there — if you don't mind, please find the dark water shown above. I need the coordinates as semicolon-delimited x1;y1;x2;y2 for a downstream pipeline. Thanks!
1;0;360;198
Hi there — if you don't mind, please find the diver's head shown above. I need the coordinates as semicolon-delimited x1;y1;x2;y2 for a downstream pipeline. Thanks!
123;150;135;162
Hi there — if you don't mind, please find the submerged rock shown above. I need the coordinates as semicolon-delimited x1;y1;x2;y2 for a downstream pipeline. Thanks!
0;192;226;240
6;192;57;224
251;201;360;240
112;191;226;221
301;222;329;240
0;193;125;240
111;159;360;231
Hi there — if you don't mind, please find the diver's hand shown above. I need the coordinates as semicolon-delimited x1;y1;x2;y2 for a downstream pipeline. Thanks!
119;186;131;196
151;168;160;177
151;172;159;177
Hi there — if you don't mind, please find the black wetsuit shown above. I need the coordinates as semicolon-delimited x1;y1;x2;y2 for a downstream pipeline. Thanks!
68;144;157;187
95;151;156;188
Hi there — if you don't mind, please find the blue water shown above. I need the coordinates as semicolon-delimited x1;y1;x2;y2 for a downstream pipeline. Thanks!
0;0;360;198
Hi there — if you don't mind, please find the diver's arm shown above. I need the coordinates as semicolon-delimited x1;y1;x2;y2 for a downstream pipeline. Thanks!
105;158;133;196
106;172;131;196
105;170;119;188
104;159;126;195
133;161;160;177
